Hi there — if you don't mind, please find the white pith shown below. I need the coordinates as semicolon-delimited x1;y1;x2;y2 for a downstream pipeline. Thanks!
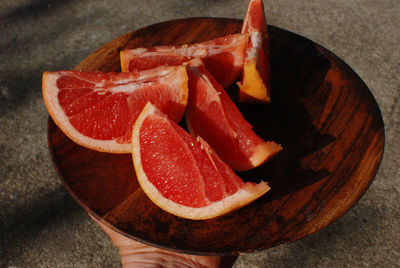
44;72;130;153
121;33;246;71
132;103;270;220
250;141;283;167
43;66;187;153
248;31;262;59
186;59;238;139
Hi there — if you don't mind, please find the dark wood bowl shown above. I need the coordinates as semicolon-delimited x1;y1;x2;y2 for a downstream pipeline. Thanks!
47;18;385;255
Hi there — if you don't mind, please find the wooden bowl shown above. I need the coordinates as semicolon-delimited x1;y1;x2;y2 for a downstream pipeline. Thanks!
47;18;385;255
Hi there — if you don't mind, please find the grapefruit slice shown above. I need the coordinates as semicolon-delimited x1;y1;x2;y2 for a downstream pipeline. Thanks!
132;102;270;220
237;0;271;103
185;58;282;171
42;66;188;153
120;33;248;88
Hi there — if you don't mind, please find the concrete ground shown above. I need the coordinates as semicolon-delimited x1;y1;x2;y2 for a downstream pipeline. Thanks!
1;0;399;267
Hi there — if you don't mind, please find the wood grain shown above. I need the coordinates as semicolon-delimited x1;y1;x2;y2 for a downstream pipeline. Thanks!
47;18;385;255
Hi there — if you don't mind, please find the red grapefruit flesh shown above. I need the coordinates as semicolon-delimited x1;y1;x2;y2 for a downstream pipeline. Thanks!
132;102;270;220
238;0;271;103
120;33;248;88
42;66;188;153
185;58;282;171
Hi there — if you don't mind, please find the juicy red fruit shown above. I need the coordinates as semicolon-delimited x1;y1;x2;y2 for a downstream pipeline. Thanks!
52;70;187;144
139;115;243;207
185;59;281;171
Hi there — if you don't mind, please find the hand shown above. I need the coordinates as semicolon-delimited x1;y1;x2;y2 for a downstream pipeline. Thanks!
90;215;237;268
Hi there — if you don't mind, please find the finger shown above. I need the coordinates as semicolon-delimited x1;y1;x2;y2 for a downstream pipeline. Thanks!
88;213;227;267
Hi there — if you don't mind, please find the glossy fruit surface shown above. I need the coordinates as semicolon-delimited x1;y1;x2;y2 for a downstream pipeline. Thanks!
132;103;270;220
185;59;282;171
120;33;247;88
238;0;271;103
43;66;188;153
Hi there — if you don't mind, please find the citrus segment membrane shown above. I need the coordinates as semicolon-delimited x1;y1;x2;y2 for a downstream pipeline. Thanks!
185;58;282;171
238;0;272;103
42;66;188;153
120;33;248;88
132;103;270;220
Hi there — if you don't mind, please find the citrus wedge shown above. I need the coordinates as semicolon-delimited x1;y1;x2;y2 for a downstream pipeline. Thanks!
132;102;270;220
237;0;271;103
185;58;282;171
120;33;248;88
42;66;188;153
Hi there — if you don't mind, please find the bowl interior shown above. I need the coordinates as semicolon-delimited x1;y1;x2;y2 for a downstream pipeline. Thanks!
48;17;384;255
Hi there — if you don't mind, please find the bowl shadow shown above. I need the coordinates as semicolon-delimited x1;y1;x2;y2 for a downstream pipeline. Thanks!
236;26;335;201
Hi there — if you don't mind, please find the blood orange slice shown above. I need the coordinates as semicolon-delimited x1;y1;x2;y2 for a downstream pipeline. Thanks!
42;66;188;153
132;102;270;220
185;58;282;171
237;0;271;103
120;33;248;88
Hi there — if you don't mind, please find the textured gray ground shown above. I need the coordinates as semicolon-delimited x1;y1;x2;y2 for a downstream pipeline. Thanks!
1;0;399;267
